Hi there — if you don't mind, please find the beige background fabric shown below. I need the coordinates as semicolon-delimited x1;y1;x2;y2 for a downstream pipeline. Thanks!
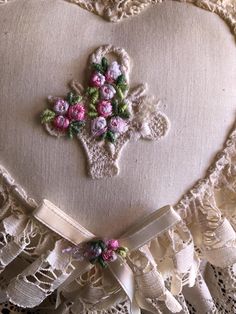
1;0;236;237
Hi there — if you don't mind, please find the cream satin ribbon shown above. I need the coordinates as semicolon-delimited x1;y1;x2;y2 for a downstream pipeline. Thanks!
33;199;181;309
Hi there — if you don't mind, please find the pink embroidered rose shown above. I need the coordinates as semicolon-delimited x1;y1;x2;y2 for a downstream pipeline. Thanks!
109;117;128;134
53;99;69;115
100;84;116;100
68;103;85;121
105;239;119;250
97;100;113;118
53;115;70;130
105;61;122;83
91;116;107;137
102;250;117;262
90;71;106;88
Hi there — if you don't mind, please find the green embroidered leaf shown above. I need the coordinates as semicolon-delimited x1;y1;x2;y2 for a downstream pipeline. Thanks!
97;240;106;251
117;83;128;93
119;103;128;113
90;89;99;104
118;103;130;119
106;131;116;143
67;92;82;105
112;100;119;116
68;121;85;139
115;86;124;100
101;57;108;72
97;256;108;268
116;74;126;85
67;92;74;104
92;63;105;74
89;103;97;112
88;112;98;118
41;109;55;124
86;87;99;104
73;95;83;103
86;87;97;95
118;111;130;119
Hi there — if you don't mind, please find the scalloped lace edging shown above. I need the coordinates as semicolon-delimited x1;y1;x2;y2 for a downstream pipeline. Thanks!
67;0;236;27
1;0;236;29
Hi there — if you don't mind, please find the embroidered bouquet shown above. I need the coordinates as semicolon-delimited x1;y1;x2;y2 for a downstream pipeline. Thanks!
40;45;170;179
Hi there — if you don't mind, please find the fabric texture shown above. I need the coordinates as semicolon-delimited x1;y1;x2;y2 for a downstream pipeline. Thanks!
1;0;236;313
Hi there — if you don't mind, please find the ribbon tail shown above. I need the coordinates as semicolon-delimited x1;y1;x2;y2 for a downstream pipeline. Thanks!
164;290;182;313
130;298;141;314
55;261;92;309
108;257;135;303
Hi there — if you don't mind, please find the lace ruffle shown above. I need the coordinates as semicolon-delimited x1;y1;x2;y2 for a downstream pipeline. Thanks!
1;120;236;313
0;165;197;313
1;118;236;312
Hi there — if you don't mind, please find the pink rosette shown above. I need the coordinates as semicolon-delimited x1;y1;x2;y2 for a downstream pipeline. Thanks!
102;250;117;262
105;239;119;250
97;100;113;118
90;71;106;88
68;103;85;121
53;115;70;130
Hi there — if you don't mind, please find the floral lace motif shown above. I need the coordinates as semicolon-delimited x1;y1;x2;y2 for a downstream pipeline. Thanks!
41;45;170;179
66;0;236;26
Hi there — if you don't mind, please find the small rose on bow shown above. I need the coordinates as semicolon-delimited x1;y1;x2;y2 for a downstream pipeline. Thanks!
63;239;128;268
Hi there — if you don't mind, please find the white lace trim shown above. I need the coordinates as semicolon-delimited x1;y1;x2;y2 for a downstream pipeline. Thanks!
65;0;236;25
2;0;236;28
0;165;197;313
1;117;236;312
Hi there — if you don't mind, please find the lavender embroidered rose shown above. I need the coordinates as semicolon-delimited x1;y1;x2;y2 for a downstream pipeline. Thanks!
100;84;116;100
109;117;128;134
91;116;107;137
105;61;122;83
53;99;69;114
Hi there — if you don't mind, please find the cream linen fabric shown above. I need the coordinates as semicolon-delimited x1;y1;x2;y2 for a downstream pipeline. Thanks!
1;1;236;313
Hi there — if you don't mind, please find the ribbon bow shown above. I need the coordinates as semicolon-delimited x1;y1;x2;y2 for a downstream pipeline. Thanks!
33;199;182;313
